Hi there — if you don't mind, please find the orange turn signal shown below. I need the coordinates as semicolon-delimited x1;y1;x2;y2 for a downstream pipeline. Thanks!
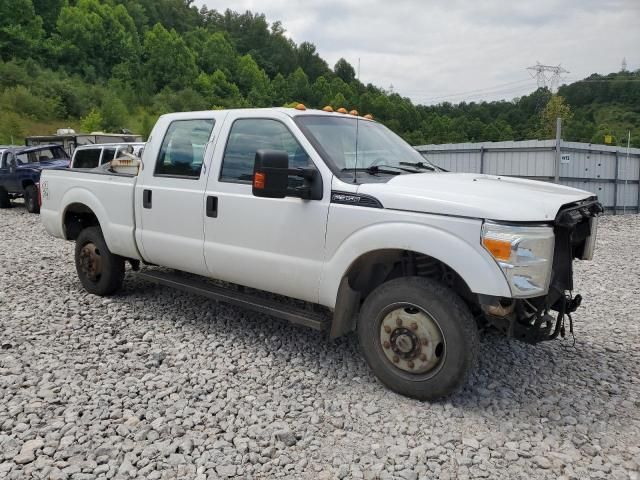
253;172;266;189
482;238;512;261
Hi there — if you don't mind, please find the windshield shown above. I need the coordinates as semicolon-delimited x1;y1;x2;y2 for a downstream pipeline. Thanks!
296;115;434;175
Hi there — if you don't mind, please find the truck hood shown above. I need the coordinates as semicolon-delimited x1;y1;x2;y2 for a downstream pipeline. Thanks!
358;173;595;221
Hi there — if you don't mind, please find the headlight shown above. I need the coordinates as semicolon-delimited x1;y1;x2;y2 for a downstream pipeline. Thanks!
481;221;555;298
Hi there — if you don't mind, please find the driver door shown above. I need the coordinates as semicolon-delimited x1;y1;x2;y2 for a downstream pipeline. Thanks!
203;112;332;303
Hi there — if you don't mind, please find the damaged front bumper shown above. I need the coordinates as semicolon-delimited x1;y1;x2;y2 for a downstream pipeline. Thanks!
481;198;603;344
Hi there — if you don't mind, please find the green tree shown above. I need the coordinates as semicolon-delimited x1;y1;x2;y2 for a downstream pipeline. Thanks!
538;95;573;139
80;108;103;132
142;23;198;91
55;0;140;79
297;42;329;81
0;0;44;60
334;58;356;84
235;54;269;97
32;0;64;34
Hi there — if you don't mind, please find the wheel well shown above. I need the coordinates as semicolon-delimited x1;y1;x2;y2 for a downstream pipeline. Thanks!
330;249;477;338
64;203;100;240
21;179;35;191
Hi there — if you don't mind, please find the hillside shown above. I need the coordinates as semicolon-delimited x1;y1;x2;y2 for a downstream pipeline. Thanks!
1;0;639;147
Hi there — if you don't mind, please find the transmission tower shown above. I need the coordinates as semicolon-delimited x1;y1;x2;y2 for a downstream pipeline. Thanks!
526;62;569;92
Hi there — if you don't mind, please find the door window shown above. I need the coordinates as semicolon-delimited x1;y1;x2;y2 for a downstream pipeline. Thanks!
220;119;311;184
155;119;215;178
74;149;102;169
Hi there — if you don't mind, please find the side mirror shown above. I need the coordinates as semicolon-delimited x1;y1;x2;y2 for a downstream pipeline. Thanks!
252;150;290;198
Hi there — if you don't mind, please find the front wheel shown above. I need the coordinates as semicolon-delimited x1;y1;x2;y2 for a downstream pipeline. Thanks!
75;227;125;296
24;185;39;214
357;277;479;400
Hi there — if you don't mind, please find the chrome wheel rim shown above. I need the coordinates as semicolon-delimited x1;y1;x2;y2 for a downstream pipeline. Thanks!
379;303;445;376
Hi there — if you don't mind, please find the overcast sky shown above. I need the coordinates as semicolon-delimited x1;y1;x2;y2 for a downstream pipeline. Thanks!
197;0;640;105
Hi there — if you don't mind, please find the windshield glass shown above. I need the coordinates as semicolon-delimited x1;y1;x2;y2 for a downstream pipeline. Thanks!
296;115;432;173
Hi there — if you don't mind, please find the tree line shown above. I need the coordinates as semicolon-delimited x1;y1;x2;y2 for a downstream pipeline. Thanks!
1;0;639;147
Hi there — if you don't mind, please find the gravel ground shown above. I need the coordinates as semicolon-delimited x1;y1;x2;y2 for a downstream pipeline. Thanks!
0;203;639;480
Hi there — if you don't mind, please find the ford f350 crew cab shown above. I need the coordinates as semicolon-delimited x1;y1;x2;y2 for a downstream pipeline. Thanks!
40;107;602;399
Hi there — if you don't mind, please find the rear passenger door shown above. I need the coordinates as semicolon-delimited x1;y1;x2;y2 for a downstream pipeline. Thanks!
135;113;226;276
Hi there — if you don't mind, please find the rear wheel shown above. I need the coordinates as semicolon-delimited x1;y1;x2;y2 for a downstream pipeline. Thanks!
24;185;39;214
75;227;125;296
0;186;10;208
357;276;479;400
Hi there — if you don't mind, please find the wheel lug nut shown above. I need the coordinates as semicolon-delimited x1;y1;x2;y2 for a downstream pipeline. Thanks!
392;355;399;363
421;338;429;346
383;341;390;349
396;318;402;327
384;325;391;334
408;361;415;369
420;354;427;361
410;322;418;331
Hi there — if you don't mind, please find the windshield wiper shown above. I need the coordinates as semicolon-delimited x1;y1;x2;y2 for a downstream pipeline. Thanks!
342;166;402;176
400;161;448;172
343;164;421;175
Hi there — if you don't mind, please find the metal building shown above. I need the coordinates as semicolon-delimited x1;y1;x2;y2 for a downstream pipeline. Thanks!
415;140;640;214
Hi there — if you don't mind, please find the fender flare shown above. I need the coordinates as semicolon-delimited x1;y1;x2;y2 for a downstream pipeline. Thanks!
319;221;511;309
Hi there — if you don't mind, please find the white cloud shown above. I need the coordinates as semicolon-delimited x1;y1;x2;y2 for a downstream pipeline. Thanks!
197;0;640;105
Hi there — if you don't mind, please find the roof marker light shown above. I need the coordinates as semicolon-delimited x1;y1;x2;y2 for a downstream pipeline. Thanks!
349;110;359;116
337;107;348;114
295;103;306;111
322;106;334;112
364;114;374;120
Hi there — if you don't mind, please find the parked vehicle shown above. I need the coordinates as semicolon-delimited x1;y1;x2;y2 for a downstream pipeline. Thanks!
26;129;143;157
40;107;602;399
0;144;70;213
70;142;145;169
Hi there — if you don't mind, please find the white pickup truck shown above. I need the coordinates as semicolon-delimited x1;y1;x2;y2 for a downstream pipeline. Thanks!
40;107;602;399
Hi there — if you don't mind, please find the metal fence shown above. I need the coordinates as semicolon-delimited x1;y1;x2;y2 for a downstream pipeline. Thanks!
414;140;640;214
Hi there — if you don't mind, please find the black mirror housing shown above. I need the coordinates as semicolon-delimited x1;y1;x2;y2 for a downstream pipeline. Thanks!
252;150;289;198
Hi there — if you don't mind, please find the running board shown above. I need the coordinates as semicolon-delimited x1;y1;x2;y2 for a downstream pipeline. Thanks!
137;270;330;331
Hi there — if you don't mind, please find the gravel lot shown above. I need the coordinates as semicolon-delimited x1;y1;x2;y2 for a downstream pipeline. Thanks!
0;203;639;480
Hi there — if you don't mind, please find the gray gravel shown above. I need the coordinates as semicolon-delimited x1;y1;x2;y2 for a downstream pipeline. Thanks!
1;202;639;480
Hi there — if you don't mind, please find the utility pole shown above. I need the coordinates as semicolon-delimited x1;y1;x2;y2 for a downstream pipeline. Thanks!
554;117;562;183
621;57;628;72
527;62;570;92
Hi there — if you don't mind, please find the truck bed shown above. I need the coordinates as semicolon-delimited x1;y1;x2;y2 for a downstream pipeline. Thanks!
40;169;141;260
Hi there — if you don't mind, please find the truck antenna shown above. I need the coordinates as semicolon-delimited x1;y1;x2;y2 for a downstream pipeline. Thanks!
353;58;361;184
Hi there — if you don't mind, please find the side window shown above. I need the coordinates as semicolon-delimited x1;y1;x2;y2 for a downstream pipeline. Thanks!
73;149;101;169
155;119;215;178
220;119;311;184
100;148;116;165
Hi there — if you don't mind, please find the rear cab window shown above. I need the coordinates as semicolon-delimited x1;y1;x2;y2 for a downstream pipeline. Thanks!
155;119;215;178
73;148;102;169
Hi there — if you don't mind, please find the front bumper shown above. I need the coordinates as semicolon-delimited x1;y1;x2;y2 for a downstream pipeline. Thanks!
481;198;603;344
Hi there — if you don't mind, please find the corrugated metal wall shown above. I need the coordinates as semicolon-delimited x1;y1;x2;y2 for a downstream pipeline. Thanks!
415;140;640;214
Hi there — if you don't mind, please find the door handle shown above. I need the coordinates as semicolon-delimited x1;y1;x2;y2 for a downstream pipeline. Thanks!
143;189;152;209
206;195;218;218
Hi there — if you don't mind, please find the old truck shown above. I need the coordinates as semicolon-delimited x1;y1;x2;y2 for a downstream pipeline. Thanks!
39;107;602;399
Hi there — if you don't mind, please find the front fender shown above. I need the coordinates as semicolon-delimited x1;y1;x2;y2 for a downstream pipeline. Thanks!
319;219;511;308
